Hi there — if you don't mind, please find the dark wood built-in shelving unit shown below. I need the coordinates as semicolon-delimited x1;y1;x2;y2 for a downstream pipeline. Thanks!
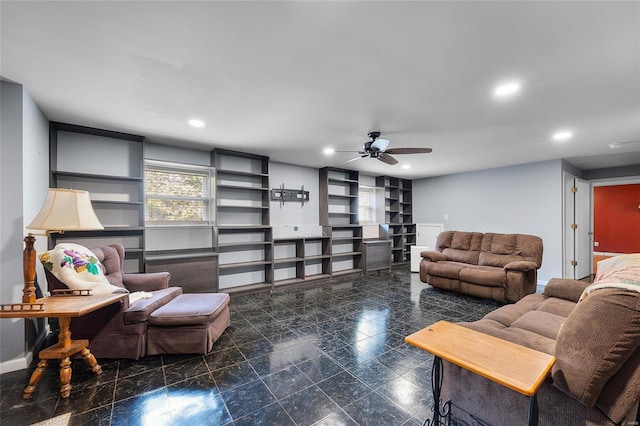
49;122;146;273
377;176;415;264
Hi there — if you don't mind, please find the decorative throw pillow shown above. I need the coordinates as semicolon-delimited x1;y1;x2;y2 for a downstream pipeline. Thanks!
39;243;122;295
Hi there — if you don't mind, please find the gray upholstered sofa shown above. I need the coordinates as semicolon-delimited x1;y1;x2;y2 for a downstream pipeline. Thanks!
420;231;543;302
44;244;230;359
441;278;640;425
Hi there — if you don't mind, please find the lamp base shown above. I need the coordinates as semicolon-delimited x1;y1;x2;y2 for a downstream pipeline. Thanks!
23;234;37;303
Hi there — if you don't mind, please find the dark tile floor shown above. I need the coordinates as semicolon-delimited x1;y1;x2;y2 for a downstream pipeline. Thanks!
0;267;502;426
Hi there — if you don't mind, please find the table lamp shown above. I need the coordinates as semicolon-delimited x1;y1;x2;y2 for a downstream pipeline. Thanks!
23;188;103;303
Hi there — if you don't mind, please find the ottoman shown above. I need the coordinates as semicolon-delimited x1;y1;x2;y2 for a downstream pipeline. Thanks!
146;293;231;355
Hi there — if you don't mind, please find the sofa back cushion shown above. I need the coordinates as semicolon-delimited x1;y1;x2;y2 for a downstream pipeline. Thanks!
478;233;543;268
552;288;640;420
437;231;483;265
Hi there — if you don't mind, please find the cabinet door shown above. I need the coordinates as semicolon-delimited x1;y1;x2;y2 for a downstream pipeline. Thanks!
416;224;443;248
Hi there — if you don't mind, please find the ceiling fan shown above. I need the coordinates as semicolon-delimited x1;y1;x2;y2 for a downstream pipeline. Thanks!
340;132;432;165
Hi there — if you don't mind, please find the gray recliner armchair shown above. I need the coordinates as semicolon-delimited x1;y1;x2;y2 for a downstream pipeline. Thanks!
44;244;182;359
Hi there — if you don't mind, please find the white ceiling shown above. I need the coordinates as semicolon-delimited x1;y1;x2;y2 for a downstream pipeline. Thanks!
2;1;639;179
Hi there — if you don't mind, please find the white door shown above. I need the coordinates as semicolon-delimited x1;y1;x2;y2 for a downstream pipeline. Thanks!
574;178;591;279
563;174;591;279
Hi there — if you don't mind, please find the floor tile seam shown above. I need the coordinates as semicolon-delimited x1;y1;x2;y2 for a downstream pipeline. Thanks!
371;385;427;418
301;381;356;426
66;400;114;423
342;390;412;424
309;403;360;426
112;383;170;407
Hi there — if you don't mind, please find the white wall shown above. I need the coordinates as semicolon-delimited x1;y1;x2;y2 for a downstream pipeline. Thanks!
269;162;319;227
413;160;563;282
0;81;50;372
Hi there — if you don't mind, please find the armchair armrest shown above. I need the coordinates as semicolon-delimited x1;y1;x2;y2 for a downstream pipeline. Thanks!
123;272;171;292
421;251;447;262
504;260;538;272
542;278;589;302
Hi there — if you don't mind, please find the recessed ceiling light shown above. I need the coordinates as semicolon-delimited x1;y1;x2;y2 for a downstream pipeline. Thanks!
188;119;205;128
323;147;335;155
401;164;411;169
552;130;573;142
493;81;521;97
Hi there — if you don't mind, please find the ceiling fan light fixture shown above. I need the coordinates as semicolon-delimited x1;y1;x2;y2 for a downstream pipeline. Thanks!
401;164;411;169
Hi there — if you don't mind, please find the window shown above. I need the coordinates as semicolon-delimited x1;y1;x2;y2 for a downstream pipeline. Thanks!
144;161;214;225
359;186;376;223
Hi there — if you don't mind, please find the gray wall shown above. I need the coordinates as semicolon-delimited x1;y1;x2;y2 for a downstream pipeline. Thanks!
412;160;563;282
0;81;49;372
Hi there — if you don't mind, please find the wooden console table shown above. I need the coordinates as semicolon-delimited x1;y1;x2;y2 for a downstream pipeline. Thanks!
0;293;126;399
405;320;556;426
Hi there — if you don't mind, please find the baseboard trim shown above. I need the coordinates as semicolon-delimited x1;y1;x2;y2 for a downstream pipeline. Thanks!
0;351;33;374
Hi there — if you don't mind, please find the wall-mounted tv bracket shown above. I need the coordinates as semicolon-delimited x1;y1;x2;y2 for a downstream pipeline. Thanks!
271;184;309;208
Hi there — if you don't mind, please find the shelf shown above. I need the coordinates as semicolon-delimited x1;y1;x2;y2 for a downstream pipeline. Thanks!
216;169;269;178
145;251;217;261
218;225;271;230
304;274;331;282
52;170;143;182
331;251;362;258
328;194;357;199
331;237;362;243
332;269;363;277
217;205;268;210
273;257;304;264
219;260;272;271
217;184;269;192
305;254;331;261
328;178;358;184
218;241;271;249
273;278;305;286
91;200;143;206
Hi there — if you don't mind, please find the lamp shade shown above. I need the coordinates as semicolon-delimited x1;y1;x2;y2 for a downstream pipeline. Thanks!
27;188;104;232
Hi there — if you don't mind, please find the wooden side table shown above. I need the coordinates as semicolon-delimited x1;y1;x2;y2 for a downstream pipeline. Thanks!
0;293;126;399
405;320;556;426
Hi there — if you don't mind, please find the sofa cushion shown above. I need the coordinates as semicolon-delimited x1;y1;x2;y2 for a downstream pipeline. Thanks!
442;248;481;265
124;286;182;324
511;311;566;340
543;278;589;303
552;288;640;409
425;261;465;279
459;265;505;287
479;233;543;268
437;231;483;265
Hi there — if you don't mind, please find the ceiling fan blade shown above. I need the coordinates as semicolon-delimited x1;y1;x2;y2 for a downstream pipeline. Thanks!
384;147;433;155
345;156;364;163
378;153;398;165
370;138;390;152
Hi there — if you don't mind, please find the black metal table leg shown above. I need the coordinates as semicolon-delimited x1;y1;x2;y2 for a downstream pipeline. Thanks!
527;394;538;426
424;356;451;426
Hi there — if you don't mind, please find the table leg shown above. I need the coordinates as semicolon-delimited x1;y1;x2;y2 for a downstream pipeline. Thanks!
22;359;48;399
81;347;102;375
527;394;539;426
425;356;451;426
59;357;72;398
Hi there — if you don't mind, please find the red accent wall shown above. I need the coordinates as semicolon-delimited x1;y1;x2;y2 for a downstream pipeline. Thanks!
593;184;640;253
